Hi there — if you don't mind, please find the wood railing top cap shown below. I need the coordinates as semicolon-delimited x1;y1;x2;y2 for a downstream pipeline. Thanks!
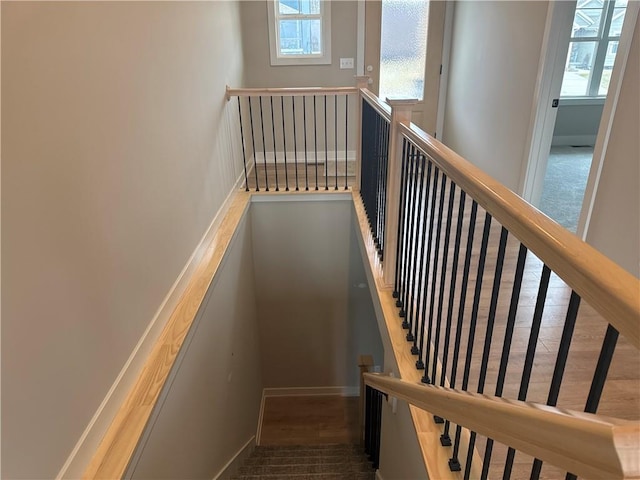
385;97;418;106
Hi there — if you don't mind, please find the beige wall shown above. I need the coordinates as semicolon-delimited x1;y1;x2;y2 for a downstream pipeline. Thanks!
241;1;358;88
586;12;640;278
442;1;549;191
1;2;245;478
128;214;262;480
251;198;384;388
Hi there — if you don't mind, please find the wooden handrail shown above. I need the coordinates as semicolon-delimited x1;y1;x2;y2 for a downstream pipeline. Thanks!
364;373;640;480
360;88;392;122
226;85;358;100
395;121;640;350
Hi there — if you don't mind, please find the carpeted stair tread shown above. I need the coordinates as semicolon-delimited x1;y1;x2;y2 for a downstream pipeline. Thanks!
243;454;372;466
238;462;374;475
231;444;375;480
231;474;375;480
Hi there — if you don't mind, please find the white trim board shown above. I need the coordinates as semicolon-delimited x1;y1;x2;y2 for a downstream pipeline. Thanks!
212;436;256;480
263;386;360;397
55;169;248;480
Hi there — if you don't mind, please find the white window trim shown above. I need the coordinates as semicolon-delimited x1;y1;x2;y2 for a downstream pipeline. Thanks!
267;0;332;66
561;0;625;99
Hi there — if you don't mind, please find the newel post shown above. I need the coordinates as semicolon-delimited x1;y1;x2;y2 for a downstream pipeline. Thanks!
354;75;370;192
383;98;417;288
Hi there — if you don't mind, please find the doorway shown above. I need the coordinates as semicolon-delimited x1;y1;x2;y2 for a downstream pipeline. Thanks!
362;0;446;136
522;0;636;236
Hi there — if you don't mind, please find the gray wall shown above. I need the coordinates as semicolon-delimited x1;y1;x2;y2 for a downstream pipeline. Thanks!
241;1;358;88
442;1;549;191
251;198;384;388
129;214;262;480
552;103;604;146
586;12;640;278
1;2;245;478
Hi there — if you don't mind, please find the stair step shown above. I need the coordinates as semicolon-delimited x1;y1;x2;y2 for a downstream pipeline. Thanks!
243;454;372;467
231;444;375;479
231;473;375;480
238;462;374;476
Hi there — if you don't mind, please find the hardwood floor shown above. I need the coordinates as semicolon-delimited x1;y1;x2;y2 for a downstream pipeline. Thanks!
259;395;360;446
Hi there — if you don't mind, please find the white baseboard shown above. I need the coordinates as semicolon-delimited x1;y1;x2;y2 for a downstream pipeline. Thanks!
252;149;357;164
263;386;360;397
551;134;596;147
212;436;256;480
375;469;384;480
56;170;247;480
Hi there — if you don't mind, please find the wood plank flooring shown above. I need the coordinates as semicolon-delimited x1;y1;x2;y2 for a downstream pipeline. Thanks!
259;396;360;447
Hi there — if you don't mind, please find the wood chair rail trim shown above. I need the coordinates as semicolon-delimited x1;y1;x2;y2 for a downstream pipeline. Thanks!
395;120;640;350
83;193;251;480
364;373;640;480
226;85;358;100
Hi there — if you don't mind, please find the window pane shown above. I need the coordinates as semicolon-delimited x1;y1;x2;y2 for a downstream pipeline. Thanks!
379;0;428;101
561;41;597;96
278;0;320;15
598;41;619;95
608;7;627;37
279;19;321;55
572;7;604;38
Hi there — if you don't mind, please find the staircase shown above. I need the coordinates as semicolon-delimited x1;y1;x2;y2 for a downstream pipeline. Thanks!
231;444;376;479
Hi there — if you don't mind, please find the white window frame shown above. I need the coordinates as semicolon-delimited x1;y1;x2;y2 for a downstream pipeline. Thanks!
267;0;332;66
561;0;627;99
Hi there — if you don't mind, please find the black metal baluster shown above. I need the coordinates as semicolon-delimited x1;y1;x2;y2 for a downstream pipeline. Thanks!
503;265;552;479
464;226;508;479
408;154;429;356
259;96;269;191
313;96;318;190
248;96;259;191
530;291;581;479
303;96;309;191
447;200;479;471
281;96;289;191
439;189;466;446
269;97;279;191
292;96;299;191
401;145;419;326
345;94;349;190
374;112;383;250
481;243;528;478
324;95;328;190
415;166;440;377
236;97;249;192
335;95;339;190
564;323;619;480
431;180;457;397
421;172;447;381
394;139;409;305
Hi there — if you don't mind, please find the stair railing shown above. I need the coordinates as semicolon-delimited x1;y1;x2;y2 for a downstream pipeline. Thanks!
357;86;640;479
363;372;639;479
226;82;368;192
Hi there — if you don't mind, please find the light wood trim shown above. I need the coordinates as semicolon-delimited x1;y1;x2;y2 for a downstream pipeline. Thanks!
364;373;640;480
83;193;251;480
226;85;358;100
360;87;392;122
398;122;640;350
